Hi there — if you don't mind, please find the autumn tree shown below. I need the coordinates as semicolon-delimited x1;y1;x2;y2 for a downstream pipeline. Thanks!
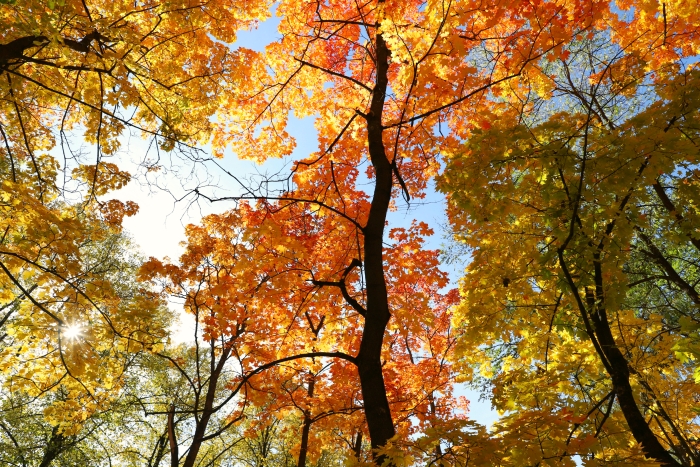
0;390;91;467
0;218;171;435
165;0;624;461
0;0;267;452
0;353;166;467
0;229;174;467
441;20;700;467
141;0;614;463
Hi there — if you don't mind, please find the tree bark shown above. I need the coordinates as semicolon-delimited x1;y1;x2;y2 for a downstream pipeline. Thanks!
592;314;681;466
181;345;231;467
39;426;68;467
353;431;363;460
167;405;179;467
297;375;315;467
583;259;681;466
357;22;396;463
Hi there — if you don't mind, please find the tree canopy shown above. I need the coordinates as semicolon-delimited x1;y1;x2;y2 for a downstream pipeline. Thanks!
2;0;700;466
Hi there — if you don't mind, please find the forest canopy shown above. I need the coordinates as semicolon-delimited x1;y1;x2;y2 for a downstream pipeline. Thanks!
1;0;699;466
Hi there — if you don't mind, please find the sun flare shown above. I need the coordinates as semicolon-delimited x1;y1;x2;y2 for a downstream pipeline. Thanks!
62;325;82;340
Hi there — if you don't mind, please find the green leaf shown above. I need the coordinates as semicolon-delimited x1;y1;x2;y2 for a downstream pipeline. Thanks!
679;316;700;333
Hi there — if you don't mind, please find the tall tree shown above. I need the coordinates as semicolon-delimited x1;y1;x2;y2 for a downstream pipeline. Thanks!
141;206;462;465
144;0;608;462
0;219;169;435
9;0;700;465
441;26;700;466
0;229;172;467
1;0;262;451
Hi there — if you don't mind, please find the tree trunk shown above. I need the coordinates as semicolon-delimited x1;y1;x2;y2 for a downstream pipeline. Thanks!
353;431;363;460
167;405;179;467
148;429;169;467
39;426;67;467
297;375;315;467
181;345;231;467
590;309;681;466
584;261;681;466
560;233;681;466
358;21;396;463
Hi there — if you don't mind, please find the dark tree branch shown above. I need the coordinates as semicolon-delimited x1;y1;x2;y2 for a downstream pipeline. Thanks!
652;182;700;253
311;258;367;317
